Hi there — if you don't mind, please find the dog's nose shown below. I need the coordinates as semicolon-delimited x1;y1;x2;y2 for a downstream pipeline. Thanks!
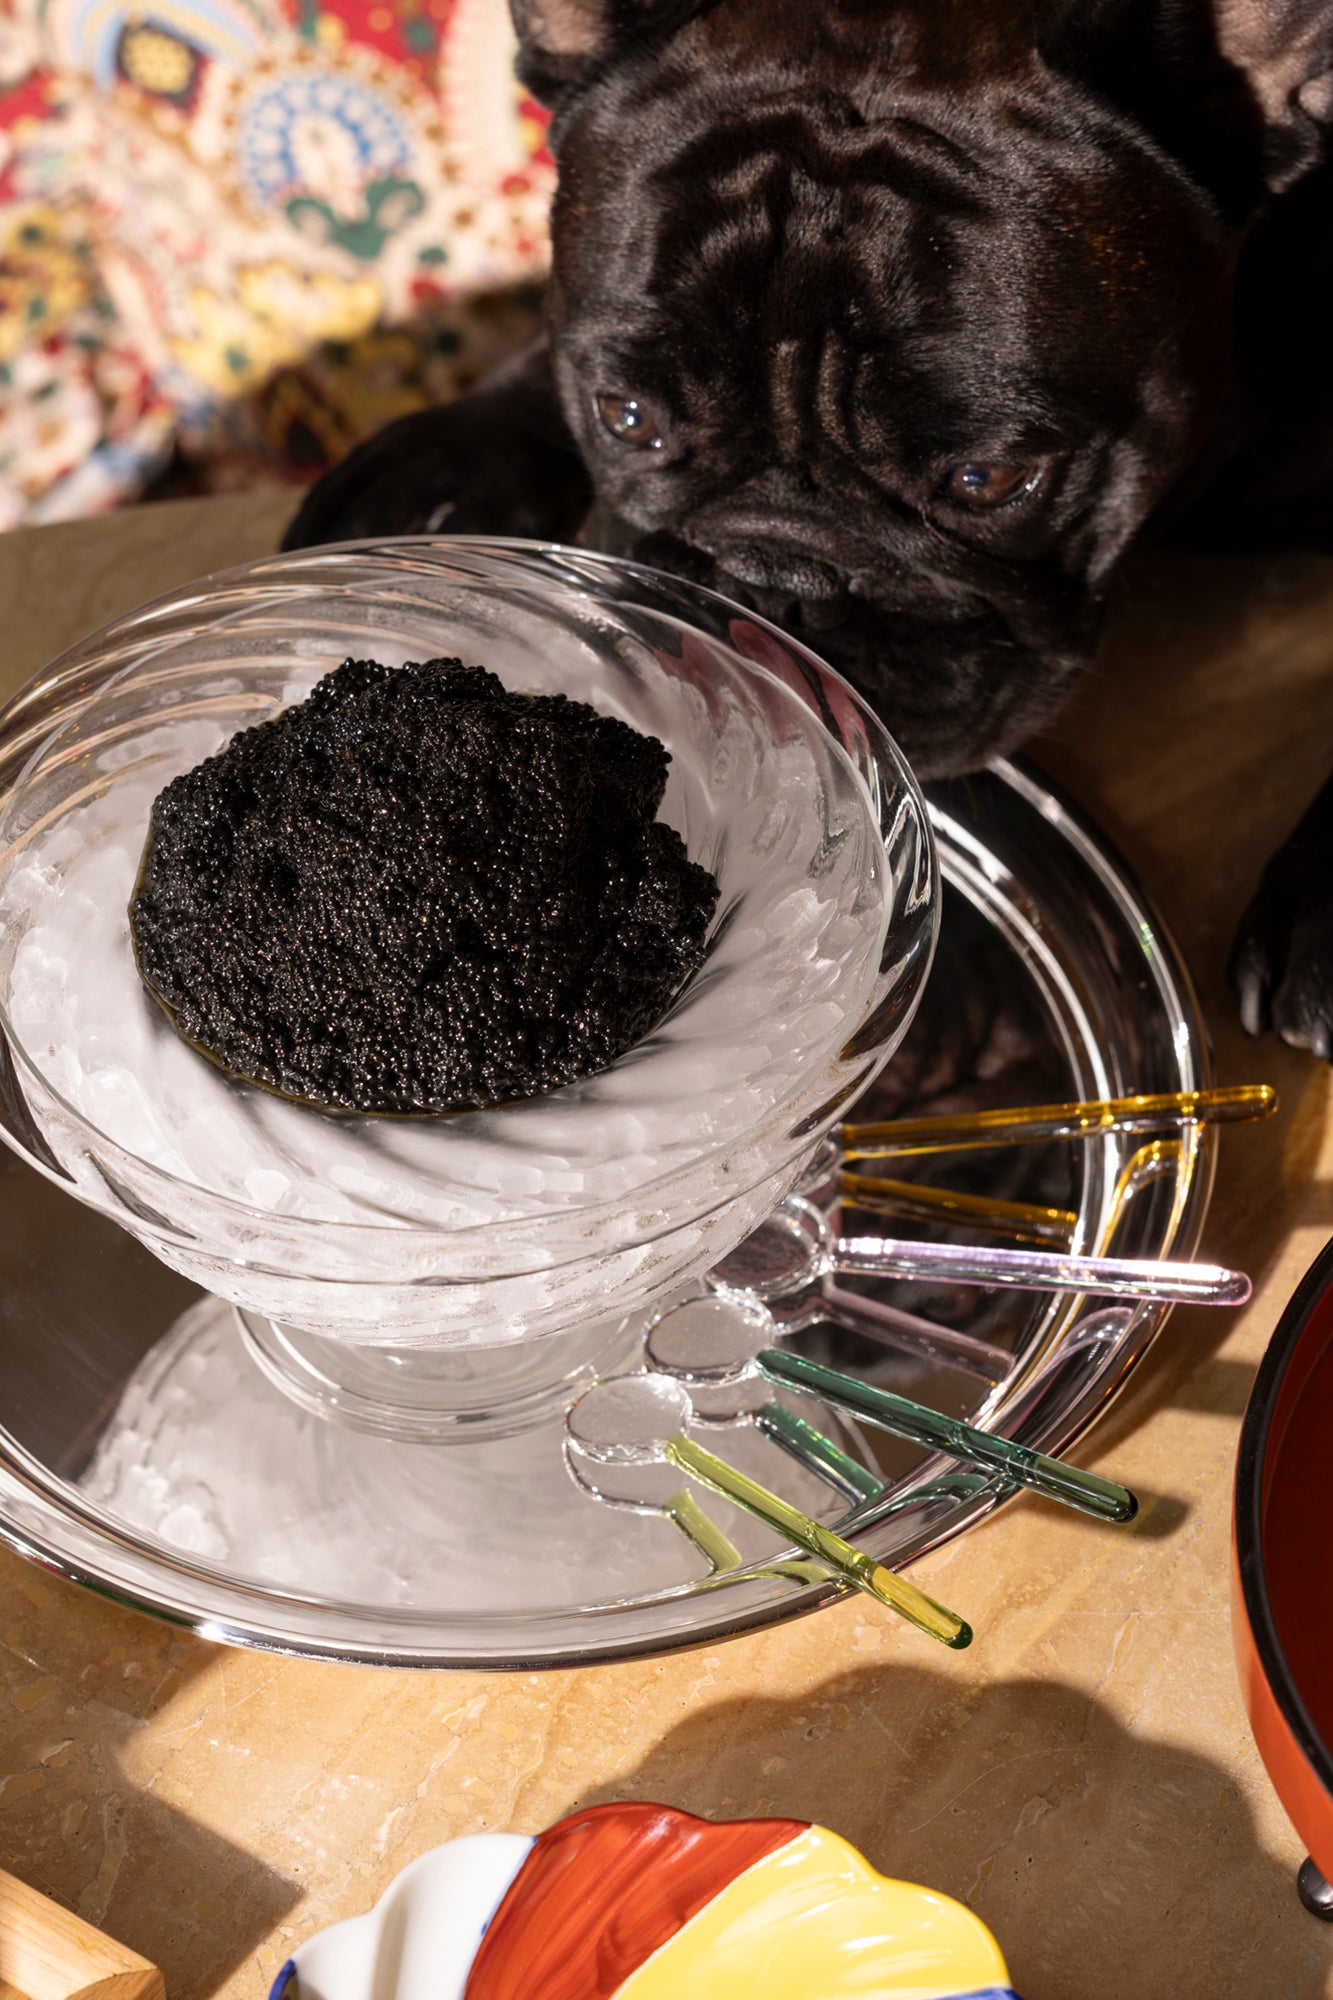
713;542;847;606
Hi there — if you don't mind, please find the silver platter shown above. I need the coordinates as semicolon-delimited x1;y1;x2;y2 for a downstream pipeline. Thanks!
0;758;1212;1667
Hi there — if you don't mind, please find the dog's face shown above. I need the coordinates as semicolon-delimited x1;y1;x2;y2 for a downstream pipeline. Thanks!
513;0;1306;774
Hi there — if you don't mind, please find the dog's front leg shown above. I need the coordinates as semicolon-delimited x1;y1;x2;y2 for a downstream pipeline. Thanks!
1230;769;1333;1058
281;337;592;552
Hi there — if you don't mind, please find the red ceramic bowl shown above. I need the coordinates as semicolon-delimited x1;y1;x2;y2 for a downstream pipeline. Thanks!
1233;1235;1333;1917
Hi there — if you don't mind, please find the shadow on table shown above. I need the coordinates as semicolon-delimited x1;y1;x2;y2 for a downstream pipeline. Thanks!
0;1556;298;1998
576;1664;1325;2000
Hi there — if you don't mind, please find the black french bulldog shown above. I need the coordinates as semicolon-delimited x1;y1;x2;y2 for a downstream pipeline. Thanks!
283;0;1333;1058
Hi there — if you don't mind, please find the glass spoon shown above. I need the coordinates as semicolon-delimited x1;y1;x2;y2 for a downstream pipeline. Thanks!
645;1293;1137;1525
840;1082;1277;1160
710;1195;1251;1307
565;1373;972;1648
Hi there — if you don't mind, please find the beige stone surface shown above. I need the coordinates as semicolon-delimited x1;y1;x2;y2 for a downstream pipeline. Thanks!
0;498;1331;1998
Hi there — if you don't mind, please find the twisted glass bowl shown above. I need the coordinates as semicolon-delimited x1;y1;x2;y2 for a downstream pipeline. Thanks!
0;542;936;1422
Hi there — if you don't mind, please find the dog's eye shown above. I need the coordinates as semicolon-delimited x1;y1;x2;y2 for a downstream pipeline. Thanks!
596;393;663;449
942;461;1041;508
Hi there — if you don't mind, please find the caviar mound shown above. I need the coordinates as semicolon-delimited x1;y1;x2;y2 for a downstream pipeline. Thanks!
129;658;720;1114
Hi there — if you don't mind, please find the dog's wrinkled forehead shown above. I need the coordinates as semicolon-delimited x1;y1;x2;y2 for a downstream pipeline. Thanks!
550;30;1226;458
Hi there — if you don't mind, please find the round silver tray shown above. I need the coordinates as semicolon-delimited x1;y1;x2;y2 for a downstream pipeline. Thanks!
0;757;1212;1666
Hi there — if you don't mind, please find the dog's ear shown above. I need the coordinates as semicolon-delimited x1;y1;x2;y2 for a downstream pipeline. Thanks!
1038;0;1333;193
509;0;709;105
1211;0;1333;186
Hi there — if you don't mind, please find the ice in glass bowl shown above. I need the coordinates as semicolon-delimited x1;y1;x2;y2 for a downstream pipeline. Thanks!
0;541;937;1349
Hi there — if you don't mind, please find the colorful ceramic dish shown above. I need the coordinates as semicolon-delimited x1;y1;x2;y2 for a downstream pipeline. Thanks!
271;1802;1021;1999
1233;1232;1333;1917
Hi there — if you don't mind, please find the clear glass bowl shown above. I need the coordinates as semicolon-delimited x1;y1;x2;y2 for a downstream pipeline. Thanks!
0;542;937;1387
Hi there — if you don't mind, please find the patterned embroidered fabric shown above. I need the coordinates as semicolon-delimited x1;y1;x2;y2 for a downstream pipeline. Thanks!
0;0;553;526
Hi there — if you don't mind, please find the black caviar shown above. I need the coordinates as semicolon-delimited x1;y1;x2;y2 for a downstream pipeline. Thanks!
129;658;719;1113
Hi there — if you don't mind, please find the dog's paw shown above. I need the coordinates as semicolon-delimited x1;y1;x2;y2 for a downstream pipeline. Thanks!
281;393;592;552
1229;838;1333;1059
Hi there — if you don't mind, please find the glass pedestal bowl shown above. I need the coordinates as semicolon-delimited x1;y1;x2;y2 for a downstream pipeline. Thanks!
0;540;936;1444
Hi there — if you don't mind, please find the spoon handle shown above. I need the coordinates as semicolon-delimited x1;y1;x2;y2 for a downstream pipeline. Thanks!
760;1348;1136;1525
831;1234;1250;1305
839;1169;1078;1246
841;1083;1276;1160
664;1432;971;1648
663;1489;742;1574
755;1400;883;1503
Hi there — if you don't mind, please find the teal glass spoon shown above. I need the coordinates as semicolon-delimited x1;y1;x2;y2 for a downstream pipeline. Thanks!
646;1294;1136;1526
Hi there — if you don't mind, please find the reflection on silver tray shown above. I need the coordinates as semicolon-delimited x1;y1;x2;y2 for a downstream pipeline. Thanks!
0;758;1212;1666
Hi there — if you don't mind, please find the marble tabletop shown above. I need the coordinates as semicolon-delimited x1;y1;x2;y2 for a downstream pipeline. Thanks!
0;493;1330;2000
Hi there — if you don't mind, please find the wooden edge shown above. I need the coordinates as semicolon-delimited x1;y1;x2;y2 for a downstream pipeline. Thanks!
0;1869;163;2000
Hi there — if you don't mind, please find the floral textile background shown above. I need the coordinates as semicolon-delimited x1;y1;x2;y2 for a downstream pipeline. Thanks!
0;0;554;527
